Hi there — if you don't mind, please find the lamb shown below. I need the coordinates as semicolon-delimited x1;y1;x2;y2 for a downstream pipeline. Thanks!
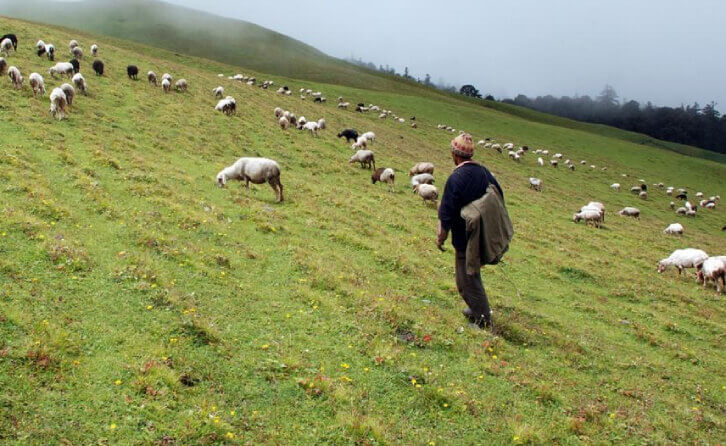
411;173;435;187
317;118;326;130
618;207;640;218
91;44;98;57
361;131;375;142
610;183;621;191
174;79;188;92
372;167;395;191
537;157;544;166
92;60;104;76
215;96;236;115
696;256;726;293
60;83;75;107
7;66;22;89
528;177;543;191
148;71;157;85
301;121;319;137
216;157;283;202
49;87;68;120
351;136;367;150
213;86;224;98
657;248;707;273
0;57;6;76
1;38;14;56
662;223;684;236
349;150;375;170
49;62;74;78
71;46;83;60
27;72;45;97
414;184;439;206
279;116;290;130
161;78;171;93
409;162;434;176
127;65;139;80
572;209;602;228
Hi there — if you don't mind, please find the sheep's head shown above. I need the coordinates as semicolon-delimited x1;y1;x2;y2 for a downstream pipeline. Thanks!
572;213;581;222
657;261;668;273
216;172;227;187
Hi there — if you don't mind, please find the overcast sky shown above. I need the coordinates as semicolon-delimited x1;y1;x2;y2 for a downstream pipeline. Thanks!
165;0;722;108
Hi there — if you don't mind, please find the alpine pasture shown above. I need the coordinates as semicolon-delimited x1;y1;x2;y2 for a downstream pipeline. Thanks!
0;17;724;445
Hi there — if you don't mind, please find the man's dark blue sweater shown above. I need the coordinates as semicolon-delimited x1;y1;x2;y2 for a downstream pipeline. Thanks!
438;162;504;252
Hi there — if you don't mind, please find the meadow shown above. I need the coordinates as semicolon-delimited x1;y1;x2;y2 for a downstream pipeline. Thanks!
0;17;724;445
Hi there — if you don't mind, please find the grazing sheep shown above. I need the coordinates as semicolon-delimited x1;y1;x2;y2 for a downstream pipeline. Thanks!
409;162;434;176
148;71;157;85
71;46;83;60
580;160;586;165
127;65;139;80
46;43;55;60
49;87;67;120
68;39;79;51
7;66;22;89
676;193;688;200
215;96;236;115
92;60;104;76
349;150;375;170
317;118;326;130
216;157;283;202
161;78;171;93
72;72;87;95
618;207;640;218
36;39;46;56
298;116;307;126
414;184;439;206
162;73;172;83
662;223;684;236
686;210;697;217
337;101;350;109
1;38;14;56
91;44;98;57
630;186;641;194
69;59;80;74
639;191;648;200
568;164;575;171
537;157;544;166
0;57;7;76
352;136;368;150
273;107;283;118
696;256;726;293
60;83;75;106
362;131;375;142
670;202;676;210
49;62;74;78
503;143;515;150
174;79;188;92
705;202;716;210
491;143;502;153
695;192;704;198
411;173;435;187
279;116;290;130
0;33;17;51
528;177;543;191
573;209;602;228
675;207;687;215
550;159;558;167
301;121;319;137
372;167;395;191
337;129;358;143
657;248;707;274
213;86;224;98
585;202;606;222
610;183;621;191
28;72;45;97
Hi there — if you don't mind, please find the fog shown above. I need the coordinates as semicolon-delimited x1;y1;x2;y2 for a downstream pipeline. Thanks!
161;0;725;108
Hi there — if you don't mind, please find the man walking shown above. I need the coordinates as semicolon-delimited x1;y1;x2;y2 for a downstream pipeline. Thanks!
437;133;504;330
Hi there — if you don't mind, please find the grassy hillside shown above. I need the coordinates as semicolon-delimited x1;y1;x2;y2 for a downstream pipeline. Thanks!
1;17;725;445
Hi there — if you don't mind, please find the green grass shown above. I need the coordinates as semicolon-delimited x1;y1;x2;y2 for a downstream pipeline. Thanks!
0;17;725;445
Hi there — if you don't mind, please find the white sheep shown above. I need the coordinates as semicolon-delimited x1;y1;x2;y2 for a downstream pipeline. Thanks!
657;248;707;273
279;116;290;130
695;192;704;198
338;102;350;109
45;44;55;60
696;256;726;293
352;136;368;150
1;38;13;56
503;143;514;150
550;159;558;167
36;40;46;54
317;118;326;130
148;71;157;85
301;121;319;137
68;39;79;51
639;191;648;200
60;83;75;106
537;157;544;166
72;72;87;95
213;86;224;98
409;162;434;176
372;167;395;191
7;66;22;89
610;183;621;191
49;87;68;120
414;184;438;206
411;173;435;188
49;62;74;78
71;46;83;60
662;223;684;236
28;72;45;97
585;202;606;221
216;157;284;202
618;207;640;218
161;78;171;93
91;44;98;57
174;79;188;92
528;177;542;192
0;57;7;76
215;96;236;115
573;209;602;228
361;131;375;142
675;207;687;215
349;150;375;169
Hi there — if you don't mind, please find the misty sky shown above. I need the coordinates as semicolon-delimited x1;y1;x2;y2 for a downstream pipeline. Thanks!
164;0;723;108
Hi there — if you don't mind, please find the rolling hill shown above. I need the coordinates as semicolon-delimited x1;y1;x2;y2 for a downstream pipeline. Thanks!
0;16;724;445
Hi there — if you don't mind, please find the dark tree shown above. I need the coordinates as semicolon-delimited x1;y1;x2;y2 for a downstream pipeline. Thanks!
460;84;482;98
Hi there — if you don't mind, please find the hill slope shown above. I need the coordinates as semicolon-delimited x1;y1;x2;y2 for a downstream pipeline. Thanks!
0;17;725;444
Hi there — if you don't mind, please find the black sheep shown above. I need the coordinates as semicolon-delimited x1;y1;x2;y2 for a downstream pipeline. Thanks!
127;65;139;80
37;47;46;57
357;102;365;107
93;60;104;76
313;97;323;103
69;59;80;74
337;129;359;143
640;183;647;191
676;193;687;200
1;33;17;50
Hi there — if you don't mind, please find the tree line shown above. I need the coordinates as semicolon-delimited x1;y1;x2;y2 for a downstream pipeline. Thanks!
502;86;725;154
